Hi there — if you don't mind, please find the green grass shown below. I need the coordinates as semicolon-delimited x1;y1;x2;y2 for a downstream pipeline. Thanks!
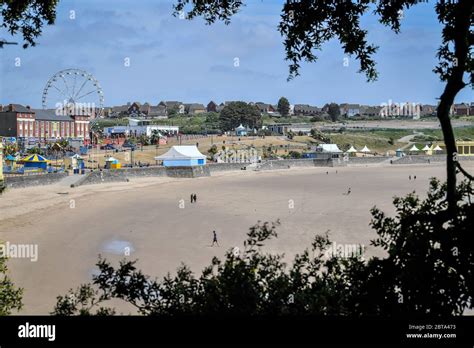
421;127;474;141
349;129;414;140
328;133;400;153
263;116;313;125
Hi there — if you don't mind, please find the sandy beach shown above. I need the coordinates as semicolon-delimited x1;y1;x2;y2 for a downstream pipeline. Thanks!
1;163;472;314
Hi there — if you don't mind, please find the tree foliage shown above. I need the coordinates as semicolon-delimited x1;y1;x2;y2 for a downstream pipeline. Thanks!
0;0;58;48
0;255;23;315
277;97;290;117
219;101;261;131
53;179;474;316
327;103;341;122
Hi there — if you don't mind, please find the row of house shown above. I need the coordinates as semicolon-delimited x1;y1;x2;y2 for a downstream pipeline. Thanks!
0;104;91;142
102;99;474;120
105;101;211;118
339;102;474;118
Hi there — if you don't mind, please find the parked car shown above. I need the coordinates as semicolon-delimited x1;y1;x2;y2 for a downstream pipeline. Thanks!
122;142;136;150
100;144;116;150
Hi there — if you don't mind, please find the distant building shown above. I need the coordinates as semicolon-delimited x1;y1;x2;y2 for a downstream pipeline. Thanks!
340;103;360;118
0;104;90;141
159;101;185;115
255;102;279;116
293;104;320;116
361;105;382;117
207;101;218;113
128;102;143;117
452;103;470;116
435;141;474;156
106;104;129;117
267;123;313;135
103;118;179;137
421;104;437;117
185;103;206;115
148;104;167;118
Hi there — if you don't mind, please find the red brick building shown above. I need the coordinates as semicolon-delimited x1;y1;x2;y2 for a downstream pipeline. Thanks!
0;104;90;141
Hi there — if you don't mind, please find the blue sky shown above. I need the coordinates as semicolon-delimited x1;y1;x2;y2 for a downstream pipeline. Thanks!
0;0;472;108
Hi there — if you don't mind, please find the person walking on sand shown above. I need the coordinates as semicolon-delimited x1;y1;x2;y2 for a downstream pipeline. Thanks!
347;187;351;195
212;230;219;247
409;175;411;180
193;193;197;203
190;194;194;203
414;175;416;180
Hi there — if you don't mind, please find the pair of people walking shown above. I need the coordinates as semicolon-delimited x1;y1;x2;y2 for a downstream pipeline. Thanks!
190;193;197;203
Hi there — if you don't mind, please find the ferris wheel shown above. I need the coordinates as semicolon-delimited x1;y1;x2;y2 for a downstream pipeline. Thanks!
42;69;104;116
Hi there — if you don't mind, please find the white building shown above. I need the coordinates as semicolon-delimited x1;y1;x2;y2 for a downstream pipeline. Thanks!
103;118;179;137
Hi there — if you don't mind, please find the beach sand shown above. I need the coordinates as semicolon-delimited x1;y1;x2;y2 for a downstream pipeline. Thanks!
1;163;472;314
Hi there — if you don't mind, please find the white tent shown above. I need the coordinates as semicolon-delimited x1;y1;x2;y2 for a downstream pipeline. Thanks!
409;145;420;152
155;146;206;166
318;144;342;153
360;145;370;153
346;146;357;153
422;145;431;151
433;145;443;151
155;146;206;161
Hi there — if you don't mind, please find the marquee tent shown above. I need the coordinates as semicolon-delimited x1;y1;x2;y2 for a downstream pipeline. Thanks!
21;154;48;170
317;144;342;153
433;145;443;151
360;146;370;153
155;146;206;167
346;146;357;153
409;145;420;152
422;145;431;151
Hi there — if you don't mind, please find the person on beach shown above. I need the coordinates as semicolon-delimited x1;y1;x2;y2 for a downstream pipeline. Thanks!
212;230;219;247
193;193;197;203
347;187;351;195
190;194;194;203
414;175;416;180
409;175;411;180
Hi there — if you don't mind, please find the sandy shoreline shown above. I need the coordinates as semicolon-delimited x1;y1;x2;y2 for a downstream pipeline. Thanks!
1;163;473;314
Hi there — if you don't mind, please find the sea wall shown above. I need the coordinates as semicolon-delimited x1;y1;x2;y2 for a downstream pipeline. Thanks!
346;156;390;165
210;158;339;172
76;165;210;186
4;172;68;189
391;155;474;165
207;163;249;173
165;166;210;178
